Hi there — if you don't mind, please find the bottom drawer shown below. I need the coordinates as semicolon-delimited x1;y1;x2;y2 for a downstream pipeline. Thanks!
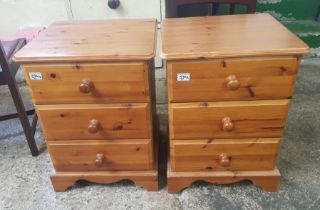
170;138;280;172
48;139;153;171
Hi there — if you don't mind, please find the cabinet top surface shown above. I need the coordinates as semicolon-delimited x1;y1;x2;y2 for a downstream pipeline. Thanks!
14;19;157;63
160;13;309;60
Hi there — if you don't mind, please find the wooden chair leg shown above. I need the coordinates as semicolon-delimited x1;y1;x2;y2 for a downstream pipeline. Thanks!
0;109;35;121
212;3;220;15
31;113;38;136
229;4;235;14
8;81;39;156
0;46;39;156
166;0;257;17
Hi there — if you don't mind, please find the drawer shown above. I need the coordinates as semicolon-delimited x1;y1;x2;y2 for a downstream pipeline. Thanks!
23;63;149;104
48;139;153;171
169;100;289;139
168;57;299;102
37;103;151;140
170;138;280;172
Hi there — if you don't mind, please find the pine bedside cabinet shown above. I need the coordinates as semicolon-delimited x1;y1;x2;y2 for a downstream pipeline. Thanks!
160;13;309;193
13;19;159;192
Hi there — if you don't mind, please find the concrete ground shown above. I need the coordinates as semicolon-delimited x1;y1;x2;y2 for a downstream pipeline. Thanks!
0;58;320;210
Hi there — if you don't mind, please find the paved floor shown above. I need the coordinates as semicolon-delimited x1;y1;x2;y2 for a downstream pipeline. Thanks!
0;59;320;210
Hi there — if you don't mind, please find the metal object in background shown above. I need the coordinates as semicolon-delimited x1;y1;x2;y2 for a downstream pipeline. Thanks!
108;0;120;9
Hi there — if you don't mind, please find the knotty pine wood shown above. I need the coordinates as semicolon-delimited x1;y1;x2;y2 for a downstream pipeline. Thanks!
22;62;150;104
170;138;280;172
160;13;309;60
13;19;157;63
37;103;151;140
168;57;299;102
13;19;158;192
162;13;309;193
167;161;281;193
51;169;159;192
169;100;290;139
48;139;153;171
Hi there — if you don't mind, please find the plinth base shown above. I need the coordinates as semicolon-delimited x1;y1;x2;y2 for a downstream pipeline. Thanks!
51;169;158;192
167;163;280;193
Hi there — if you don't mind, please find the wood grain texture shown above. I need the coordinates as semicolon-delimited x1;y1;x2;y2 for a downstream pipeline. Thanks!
167;162;281;193
13;19;158;192
50;169;158;192
22;62;150;104
168;57;299;102
13;19;157;63
169;100;289;139
160;13;309;60
170;138;280;172
48;139;153;171
37;103;151;140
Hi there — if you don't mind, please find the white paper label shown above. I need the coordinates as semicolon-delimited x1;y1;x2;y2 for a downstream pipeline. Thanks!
29;72;42;80
177;73;190;81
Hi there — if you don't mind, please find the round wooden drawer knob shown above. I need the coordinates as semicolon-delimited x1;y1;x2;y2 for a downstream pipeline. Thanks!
226;75;240;90
219;153;231;167
222;117;234;132
88;119;100;134
79;79;94;94
95;153;105;166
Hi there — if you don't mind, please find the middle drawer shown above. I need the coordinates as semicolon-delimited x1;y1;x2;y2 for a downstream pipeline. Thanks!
37;103;151;140
169;100;289;139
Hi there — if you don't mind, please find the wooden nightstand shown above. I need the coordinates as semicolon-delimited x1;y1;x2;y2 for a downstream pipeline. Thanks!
160;13;309;193
14;19;159;192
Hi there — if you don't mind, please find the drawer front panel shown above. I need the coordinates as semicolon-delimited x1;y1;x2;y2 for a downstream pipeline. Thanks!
37;103;151;140
169;100;289;139
48;139;153;171
170;138;280;172
168;57;298;102
23;63;149;104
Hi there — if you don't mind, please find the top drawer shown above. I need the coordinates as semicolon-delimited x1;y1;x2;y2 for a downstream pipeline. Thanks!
168;57;299;102
22;63;150;104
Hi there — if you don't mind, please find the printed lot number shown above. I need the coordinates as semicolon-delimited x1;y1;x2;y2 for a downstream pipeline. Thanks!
177;73;190;81
29;72;43;80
